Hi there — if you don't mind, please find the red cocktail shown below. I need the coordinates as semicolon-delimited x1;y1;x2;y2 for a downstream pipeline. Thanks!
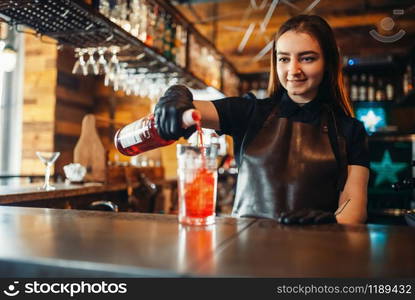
177;144;218;225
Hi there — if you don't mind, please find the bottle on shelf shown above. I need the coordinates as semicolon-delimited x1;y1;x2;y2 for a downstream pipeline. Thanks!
138;0;148;42
153;5;164;53
403;70;409;95
350;74;358;102
114;109;201;156
403;65;413;95
385;79;394;101
98;0;110;17
145;2;156;47
163;14;174;60
358;73;367;101
170;20;178;63
129;0;141;38
367;75;375;102
175;23;187;67
375;78;386;101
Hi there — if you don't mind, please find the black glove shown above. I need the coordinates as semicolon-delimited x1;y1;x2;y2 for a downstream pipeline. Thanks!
154;85;196;141
278;209;337;225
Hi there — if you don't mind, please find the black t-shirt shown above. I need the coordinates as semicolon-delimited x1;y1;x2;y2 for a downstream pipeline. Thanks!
212;92;370;168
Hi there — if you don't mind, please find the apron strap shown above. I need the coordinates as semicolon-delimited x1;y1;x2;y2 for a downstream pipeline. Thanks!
325;105;348;191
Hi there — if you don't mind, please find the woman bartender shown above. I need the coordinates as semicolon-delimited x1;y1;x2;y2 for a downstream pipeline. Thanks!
154;15;369;225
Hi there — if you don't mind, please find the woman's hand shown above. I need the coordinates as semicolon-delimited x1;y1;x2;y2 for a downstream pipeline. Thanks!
154;85;196;140
278;209;337;225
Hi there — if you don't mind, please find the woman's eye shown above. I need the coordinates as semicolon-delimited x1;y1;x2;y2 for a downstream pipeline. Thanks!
301;57;316;62
278;57;288;62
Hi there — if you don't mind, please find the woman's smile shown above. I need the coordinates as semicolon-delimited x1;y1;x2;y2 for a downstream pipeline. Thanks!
288;79;307;84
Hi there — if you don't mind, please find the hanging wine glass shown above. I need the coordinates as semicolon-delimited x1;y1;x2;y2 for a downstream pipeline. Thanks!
105;46;121;88
134;73;146;96
85;48;99;75
129;0;141;38
99;0;110;17
72;48;88;76
96;47;109;75
119;0;130;32
141;80;150;96
113;62;127;92
125;68;138;95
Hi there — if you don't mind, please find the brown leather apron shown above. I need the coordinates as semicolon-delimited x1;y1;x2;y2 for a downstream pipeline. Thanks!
232;103;344;220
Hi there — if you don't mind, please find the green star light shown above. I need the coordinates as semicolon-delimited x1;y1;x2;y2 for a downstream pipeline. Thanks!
370;150;408;186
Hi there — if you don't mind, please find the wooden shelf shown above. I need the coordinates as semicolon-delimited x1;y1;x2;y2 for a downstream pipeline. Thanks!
0;0;240;93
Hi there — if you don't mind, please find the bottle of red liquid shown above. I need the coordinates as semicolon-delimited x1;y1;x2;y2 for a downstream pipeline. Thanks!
114;109;201;156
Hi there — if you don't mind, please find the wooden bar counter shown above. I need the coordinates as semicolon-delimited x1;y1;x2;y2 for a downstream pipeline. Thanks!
0;182;138;211
0;206;414;278
0;183;135;205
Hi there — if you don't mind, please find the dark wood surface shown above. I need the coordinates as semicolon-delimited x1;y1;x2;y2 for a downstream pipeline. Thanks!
0;207;254;277
196;219;415;277
0;206;414;277
0;182;138;204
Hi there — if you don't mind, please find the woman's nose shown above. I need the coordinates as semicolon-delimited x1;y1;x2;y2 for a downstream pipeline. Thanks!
288;61;301;75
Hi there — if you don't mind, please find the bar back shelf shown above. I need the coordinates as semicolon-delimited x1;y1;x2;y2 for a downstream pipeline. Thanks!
0;0;239;91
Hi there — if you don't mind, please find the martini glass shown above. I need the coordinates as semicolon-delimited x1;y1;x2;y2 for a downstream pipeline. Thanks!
36;151;60;190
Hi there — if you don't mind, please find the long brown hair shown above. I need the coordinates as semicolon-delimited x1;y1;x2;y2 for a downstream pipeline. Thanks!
267;15;353;117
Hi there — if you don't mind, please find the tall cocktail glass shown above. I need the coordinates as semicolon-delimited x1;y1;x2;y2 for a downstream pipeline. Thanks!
177;144;218;225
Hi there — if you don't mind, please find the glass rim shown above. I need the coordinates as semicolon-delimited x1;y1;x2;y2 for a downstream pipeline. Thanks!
176;144;218;150
176;143;219;157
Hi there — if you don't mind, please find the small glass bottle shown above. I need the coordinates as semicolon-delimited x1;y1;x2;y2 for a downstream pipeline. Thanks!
385;80;394;101
175;24;187;67
375;79;386;101
350;74;358;102
367;75;375;102
163;14;173;60
114;109;201;156
358;73;367;101
403;65;413;95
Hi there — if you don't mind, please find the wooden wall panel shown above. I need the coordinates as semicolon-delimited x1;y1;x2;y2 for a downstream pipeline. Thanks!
21;34;57;175
55;104;87;126
55;90;94;109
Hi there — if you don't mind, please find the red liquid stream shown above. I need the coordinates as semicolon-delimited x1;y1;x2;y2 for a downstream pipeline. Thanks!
183;121;215;218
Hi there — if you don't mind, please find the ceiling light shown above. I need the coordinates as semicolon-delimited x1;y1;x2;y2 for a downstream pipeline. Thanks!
0;43;17;72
